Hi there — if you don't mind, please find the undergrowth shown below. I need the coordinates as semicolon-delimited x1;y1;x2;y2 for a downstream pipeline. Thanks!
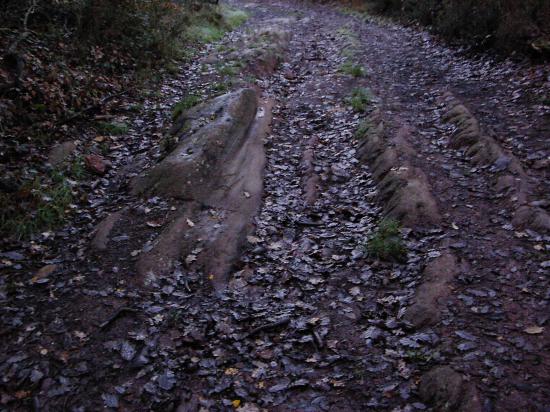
365;218;407;262
0;170;77;239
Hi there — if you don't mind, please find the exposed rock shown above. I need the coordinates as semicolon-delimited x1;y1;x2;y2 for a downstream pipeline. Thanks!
357;116;440;226
403;251;458;328
131;89;258;201
419;366;482;412
85;154;111;175
48;141;76;166
378;166;441;226
136;94;273;288
91;209;126;251
513;205;550;233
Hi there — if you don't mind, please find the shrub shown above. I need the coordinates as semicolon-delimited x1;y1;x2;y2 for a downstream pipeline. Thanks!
366;0;550;54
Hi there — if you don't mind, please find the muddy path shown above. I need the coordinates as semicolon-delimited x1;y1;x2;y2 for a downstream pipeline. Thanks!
1;1;549;411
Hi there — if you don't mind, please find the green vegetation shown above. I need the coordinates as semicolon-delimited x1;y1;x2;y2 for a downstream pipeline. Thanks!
188;5;247;44
1;173;74;239
217;63;241;77
364;218;407;262
0;154;90;239
187;24;226;43
222;7;249;29
347;87;374;112
354;119;373;139
97;121;129;136
172;95;202;120
211;81;232;95
340;61;366;77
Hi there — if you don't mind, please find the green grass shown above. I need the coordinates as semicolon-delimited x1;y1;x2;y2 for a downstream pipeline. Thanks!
222;6;249;29
347;87;374;112
211;80;232;95
69;157;87;180
340;61;366;77
97;121;129;135
187;24;226;43
0;157;92;239
172;94;202;119
1;174;74;239
364;218;407;262
217;63;240;77
186;6;247;44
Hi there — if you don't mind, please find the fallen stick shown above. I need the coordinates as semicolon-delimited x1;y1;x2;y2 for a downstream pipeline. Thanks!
248;316;290;337
61;91;128;124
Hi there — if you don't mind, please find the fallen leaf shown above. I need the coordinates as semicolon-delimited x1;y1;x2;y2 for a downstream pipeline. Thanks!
185;254;197;265
232;399;241;408
524;326;544;335
32;264;58;283
146;220;162;228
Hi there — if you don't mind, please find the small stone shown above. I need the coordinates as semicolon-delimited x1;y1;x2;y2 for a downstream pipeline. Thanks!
85;154;111;175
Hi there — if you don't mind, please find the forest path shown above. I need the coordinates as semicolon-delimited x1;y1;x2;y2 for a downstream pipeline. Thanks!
1;1;549;411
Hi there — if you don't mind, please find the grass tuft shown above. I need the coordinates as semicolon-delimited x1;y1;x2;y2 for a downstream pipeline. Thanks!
1;173;74;239
172;95;202;119
340;60;366;77
347;87;374;112
97;121;129;135
364;218;407;262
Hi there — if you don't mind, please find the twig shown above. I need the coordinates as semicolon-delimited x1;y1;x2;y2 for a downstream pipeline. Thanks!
99;306;138;330
248;316;290;337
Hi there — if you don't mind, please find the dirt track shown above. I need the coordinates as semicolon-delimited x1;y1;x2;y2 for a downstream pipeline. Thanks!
1;1;549;411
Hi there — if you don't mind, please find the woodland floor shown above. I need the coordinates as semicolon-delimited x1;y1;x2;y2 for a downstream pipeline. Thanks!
1;1;549;411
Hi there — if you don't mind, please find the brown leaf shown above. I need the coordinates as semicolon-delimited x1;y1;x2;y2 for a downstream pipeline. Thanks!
32;264;58;283
524;326;544;335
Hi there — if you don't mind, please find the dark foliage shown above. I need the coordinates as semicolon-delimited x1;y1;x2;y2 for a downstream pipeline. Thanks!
361;0;550;54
